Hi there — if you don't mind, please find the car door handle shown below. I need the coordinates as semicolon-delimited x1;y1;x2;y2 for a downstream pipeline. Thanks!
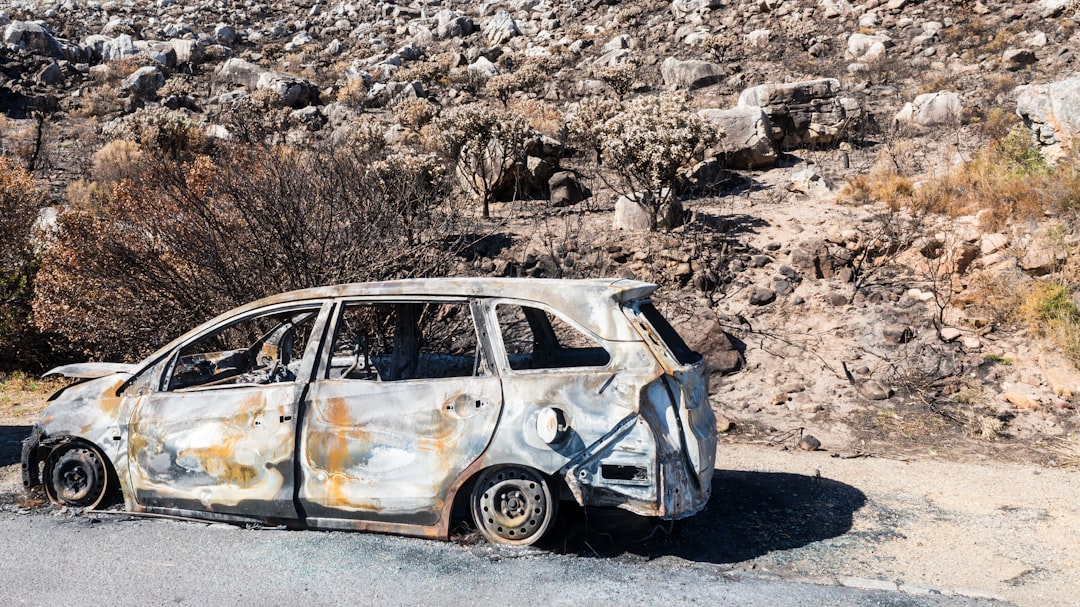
280;415;292;423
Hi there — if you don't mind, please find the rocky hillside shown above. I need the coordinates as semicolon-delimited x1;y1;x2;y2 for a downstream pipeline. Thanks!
3;0;1080;462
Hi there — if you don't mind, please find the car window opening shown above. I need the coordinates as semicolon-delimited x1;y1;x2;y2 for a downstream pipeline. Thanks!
328;301;485;381
496;304;611;370
168;309;319;390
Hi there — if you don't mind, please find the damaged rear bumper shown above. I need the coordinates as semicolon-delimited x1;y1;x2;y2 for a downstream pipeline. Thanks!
560;414;713;519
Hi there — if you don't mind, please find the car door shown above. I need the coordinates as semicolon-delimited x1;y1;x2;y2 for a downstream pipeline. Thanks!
127;302;329;519
297;299;501;527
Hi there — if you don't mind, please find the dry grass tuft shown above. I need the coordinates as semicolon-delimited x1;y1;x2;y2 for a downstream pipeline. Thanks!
1049;435;1080;468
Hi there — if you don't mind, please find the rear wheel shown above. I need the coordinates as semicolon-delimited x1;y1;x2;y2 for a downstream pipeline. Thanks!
470;466;556;545
44;445;111;509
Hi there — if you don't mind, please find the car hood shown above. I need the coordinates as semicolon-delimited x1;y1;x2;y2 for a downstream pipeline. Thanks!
44;362;136;379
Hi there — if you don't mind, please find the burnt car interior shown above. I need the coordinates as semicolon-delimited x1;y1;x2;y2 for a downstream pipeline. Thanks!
495;304;611;370
167;309;318;390
328;301;485;381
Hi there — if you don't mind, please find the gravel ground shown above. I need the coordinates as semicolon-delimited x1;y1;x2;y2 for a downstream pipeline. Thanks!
0;508;1010;607
5;421;1071;606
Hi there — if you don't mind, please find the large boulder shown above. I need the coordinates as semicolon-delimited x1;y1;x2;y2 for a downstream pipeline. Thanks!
846;32;890;64
671;0;724;18
120;65;166;98
698;106;777;169
483;11;519;45
738;78;861;149
549;171;591;207
216;57;318;108
1016;75;1080;163
894;91;962;129
3;21;62;58
436;10;475;39
613;192;685;231
661;57;724;90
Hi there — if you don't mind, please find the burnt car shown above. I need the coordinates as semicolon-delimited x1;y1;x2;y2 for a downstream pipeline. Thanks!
23;278;716;545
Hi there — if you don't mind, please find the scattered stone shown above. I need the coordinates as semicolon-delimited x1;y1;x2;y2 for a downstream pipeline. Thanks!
661;57;725;90
4;20;63;58
483;11;519;45
939;327;962;342
548;171;590;207
749;286;777;306
856;379;892;401
882;324;914;345
120;65;165;98
787;168;833;197
798;435;822;451
1002;390;1040;410
846;32;890;64
1003;48;1038;70
613;191;685;231
826;291;849;306
715;414;733;433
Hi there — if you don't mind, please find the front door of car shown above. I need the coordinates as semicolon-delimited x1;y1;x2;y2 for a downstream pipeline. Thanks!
297;300;501;526
127;303;328;519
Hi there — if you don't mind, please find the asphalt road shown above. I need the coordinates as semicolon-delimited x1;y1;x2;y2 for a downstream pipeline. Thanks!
0;507;1012;607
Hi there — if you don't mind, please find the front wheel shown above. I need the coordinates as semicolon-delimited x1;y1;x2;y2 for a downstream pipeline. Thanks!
470;466;557;545
44;445;111;509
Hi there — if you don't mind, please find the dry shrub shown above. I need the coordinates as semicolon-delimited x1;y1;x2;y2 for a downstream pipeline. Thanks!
508;98;564;141
1049;435;1080;468
594;61;637;98
393;57;452;87
336;77;370;107
91;139;144;183
395;98;438;132
962;408;1005;439
1017;280;1080;365
435;102;532;218
0;156;49;371
840;145;918;208
65;179;113;213
34;138;465;360
74;84;125;117
573;92;717;231
103;107;207;160
0;116;42;163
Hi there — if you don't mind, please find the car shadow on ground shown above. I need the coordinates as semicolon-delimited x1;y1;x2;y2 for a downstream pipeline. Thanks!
0;426;31;467
561;470;866;564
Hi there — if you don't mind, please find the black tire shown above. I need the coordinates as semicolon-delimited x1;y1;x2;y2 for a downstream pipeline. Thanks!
470;466;557;546
44;445;110;509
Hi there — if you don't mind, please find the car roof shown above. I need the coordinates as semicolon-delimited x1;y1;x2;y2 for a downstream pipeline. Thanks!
247;277;658;307
129;278;660;377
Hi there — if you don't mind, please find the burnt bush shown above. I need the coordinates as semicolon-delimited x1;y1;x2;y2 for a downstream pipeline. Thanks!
33;137;468;361
0;155;53;371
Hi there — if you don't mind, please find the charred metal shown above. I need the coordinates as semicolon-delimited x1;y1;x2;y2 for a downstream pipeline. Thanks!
22;278;717;545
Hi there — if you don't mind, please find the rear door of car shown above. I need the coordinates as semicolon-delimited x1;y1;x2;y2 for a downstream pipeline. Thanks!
296;298;502;527
126;302;329;519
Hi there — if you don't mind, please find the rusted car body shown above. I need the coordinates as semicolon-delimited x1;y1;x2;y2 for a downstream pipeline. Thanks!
23;278;716;545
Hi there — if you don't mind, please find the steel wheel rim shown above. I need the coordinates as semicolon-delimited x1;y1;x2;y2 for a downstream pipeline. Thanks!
56;457;93;502
473;467;552;544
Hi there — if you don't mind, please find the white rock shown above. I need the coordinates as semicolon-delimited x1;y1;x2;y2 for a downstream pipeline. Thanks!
893;91;962;128
939;327;962;342
847;32;889;63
